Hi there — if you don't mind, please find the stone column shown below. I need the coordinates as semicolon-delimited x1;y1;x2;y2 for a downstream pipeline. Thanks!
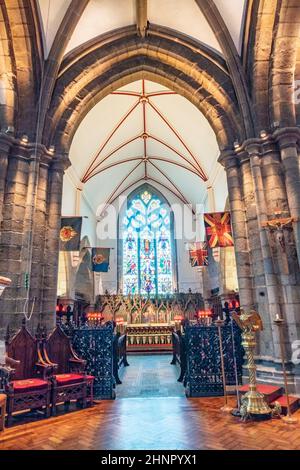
41;155;70;330
275;128;300;266
0;132;14;230
248;143;282;307
219;151;254;310
0;141;29;335
246;141;285;362
18;145;47;328
24;147;52;331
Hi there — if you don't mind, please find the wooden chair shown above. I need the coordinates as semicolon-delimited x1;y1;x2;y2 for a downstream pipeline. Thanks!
4;321;52;426
0;394;6;431
41;324;93;415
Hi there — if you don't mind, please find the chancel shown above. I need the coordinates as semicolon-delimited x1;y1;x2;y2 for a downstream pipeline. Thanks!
1;0;300;453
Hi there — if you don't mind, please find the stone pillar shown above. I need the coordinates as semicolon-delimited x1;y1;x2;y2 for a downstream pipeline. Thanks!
0;132;14;230
24;148;52;331
0;141;29;335
275;129;300;266
41;155;70;330
219;151;254;310
246;141;283;362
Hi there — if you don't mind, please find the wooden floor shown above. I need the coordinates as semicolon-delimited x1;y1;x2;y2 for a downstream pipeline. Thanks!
1;397;300;450
1;355;300;450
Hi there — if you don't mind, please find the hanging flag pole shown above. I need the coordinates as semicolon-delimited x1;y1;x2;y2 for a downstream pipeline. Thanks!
230;315;241;410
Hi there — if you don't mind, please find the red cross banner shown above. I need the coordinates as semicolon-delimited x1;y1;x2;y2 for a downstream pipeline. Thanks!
189;242;208;267
204;212;234;248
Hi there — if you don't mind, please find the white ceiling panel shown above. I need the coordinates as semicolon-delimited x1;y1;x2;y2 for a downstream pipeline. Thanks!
65;0;135;55
38;0;72;57
214;0;246;53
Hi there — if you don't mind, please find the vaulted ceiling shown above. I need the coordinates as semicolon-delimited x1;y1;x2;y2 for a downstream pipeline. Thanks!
68;79;220;211
38;0;246;58
37;0;247;212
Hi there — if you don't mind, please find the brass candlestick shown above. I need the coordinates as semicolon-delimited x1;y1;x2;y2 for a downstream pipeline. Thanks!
273;315;298;425
233;310;272;420
215;317;233;413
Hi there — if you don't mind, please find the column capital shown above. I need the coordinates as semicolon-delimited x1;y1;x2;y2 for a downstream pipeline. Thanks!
273;127;300;150
218;149;238;169
50;154;71;173
243;138;262;157
0;132;15;155
27;143;53;167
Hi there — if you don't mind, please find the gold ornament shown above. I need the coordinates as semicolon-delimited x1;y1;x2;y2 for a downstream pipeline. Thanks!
232;309;272;419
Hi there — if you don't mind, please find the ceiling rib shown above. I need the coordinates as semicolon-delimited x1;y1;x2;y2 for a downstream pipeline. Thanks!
148;134;202;174
149;160;190;206
84;134;141;182
82;99;140;181
106;160;143;206
86;154;202;180
147;100;207;180
80;80;207;211
104;176;194;215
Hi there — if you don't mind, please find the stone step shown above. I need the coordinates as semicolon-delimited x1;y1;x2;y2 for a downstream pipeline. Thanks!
271;395;300;415
239;384;283;404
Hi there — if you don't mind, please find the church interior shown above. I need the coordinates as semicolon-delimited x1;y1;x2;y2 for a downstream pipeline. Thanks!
1;0;300;453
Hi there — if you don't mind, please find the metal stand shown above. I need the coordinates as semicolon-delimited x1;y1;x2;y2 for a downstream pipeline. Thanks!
233;310;272;420
215;317;233;413
273;316;298;425
230;317;241;410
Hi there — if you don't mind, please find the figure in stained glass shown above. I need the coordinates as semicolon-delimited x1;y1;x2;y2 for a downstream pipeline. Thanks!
122;187;174;295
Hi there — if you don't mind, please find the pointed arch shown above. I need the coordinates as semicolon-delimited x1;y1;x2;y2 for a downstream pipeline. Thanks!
44;26;245;153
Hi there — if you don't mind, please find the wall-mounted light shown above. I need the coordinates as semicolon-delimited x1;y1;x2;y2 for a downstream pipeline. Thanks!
49;145;55;154
234;141;240;150
272;121;280;129
260;130;268;139
21;134;29;144
6;126;14;134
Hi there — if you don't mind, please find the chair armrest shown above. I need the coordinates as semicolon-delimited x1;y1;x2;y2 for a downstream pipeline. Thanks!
0;364;15;392
69;358;86;373
36;362;57;380
5;355;20;369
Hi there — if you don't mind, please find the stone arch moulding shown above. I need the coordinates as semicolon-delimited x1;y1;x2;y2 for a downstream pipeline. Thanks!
43;26;247;155
0;2;16;130
268;0;300;127
0;0;43;137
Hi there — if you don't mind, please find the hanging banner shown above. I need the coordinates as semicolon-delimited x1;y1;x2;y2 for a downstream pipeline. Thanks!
189;242;208;267
60;217;82;251
204;212;234;248
92;248;110;272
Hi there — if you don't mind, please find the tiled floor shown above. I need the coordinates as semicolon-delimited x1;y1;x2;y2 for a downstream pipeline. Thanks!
117;354;185;398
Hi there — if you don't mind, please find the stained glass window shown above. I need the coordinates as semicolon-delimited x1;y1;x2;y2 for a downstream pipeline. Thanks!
122;188;174;295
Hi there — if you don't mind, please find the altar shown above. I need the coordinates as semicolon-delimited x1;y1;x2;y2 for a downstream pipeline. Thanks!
95;292;205;353
126;324;174;352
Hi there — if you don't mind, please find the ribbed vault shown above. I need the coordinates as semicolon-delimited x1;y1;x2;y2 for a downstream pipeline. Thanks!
45;26;244;153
